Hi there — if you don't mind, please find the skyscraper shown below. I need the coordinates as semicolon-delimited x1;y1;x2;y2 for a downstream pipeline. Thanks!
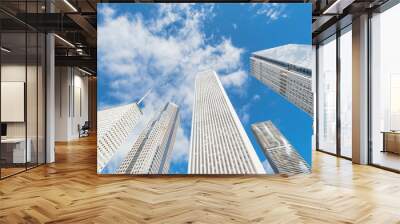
117;102;180;174
250;44;313;116
189;70;265;174
97;103;142;173
251;121;310;175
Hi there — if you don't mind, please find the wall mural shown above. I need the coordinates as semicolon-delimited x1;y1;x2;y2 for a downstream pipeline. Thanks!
97;3;313;175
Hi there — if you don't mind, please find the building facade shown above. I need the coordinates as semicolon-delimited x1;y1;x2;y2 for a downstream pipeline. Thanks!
251;121;310;175
117;102;180;174
97;103;142;172
188;70;265;174
250;44;313;116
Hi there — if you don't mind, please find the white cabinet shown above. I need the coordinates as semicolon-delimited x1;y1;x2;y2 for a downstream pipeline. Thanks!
1;138;32;163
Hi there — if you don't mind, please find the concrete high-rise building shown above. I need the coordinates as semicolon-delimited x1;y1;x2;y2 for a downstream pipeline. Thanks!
97;103;142;173
117;102;180;174
251;121;310;175
250;44;313;116
189;70;265;174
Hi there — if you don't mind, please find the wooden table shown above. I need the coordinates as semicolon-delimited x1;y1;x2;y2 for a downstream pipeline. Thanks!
382;131;400;154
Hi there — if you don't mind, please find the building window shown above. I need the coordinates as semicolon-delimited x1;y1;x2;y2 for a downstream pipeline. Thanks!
0;1;47;179
370;3;400;171
339;26;352;158
318;35;337;154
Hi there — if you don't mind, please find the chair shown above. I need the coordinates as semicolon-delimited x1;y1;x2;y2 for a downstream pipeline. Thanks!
79;121;90;138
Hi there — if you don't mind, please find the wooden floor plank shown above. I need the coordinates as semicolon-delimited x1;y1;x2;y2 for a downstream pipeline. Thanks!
0;135;400;223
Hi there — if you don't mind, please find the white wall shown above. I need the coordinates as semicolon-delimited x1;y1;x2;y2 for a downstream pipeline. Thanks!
1;82;25;122
1;65;26;129
71;72;89;138
55;67;89;141
1;63;47;164
1;65;42;137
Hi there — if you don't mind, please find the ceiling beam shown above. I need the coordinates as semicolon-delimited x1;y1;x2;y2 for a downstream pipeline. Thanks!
55;55;96;71
67;13;97;41
322;0;356;14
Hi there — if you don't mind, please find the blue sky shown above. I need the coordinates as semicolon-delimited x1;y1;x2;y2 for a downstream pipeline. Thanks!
98;3;312;174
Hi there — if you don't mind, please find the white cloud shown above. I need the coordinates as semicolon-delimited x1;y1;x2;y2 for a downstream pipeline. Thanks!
171;125;189;164
253;3;288;23
220;70;247;87
252;94;260;101
99;5;115;18
98;4;248;165
238;92;263;125
239;103;251;125
241;113;250;125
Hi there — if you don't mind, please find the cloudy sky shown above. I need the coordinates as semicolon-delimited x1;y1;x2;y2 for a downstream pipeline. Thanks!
98;3;312;174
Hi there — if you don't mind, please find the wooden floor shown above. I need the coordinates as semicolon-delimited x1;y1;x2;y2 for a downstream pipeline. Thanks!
372;150;400;171
0;167;26;178
1;135;400;224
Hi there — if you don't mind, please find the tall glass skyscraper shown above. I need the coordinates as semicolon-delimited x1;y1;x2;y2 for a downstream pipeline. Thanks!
117;102;180;174
189;70;265;174
251;121;310;175
250;44;313;116
97;103;142;173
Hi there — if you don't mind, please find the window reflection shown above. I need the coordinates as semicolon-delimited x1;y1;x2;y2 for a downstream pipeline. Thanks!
318;35;337;154
0;1;46;179
340;26;352;158
371;4;400;171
